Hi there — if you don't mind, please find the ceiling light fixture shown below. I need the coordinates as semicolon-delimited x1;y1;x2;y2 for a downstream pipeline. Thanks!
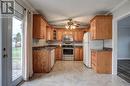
65;19;76;30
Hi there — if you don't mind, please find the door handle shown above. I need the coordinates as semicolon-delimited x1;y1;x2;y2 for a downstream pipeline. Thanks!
3;54;8;58
3;48;8;58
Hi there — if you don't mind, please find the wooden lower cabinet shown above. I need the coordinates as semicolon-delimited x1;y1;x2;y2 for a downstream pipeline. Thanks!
33;49;53;73
91;50;112;74
74;47;83;61
55;47;62;60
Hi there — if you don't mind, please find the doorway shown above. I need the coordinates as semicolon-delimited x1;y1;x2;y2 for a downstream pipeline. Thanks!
1;15;24;86
117;15;130;82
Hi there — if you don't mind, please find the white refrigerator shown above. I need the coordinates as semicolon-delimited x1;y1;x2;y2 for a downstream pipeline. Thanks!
83;32;103;68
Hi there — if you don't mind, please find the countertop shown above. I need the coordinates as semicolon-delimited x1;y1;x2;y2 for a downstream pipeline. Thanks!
33;45;57;50
33;43;83;49
91;48;112;52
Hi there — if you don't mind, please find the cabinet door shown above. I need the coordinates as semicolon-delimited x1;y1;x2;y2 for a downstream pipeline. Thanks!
33;50;51;73
74;47;83;61
74;48;79;61
50;28;54;40
55;47;62;60
46;26;53;40
41;19;47;39
97;51;112;73
103;18;112;39
78;31;84;41
74;31;78;41
90;20;96;39
96;18;105;39
33;15;41;38
33;14;46;39
79;47;83;60
74;30;84;41
90;16;112;40
33;50;46;73
57;30;63;41
91;51;97;71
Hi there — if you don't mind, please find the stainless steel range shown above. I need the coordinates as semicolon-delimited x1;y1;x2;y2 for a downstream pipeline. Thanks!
62;34;74;60
62;44;74;60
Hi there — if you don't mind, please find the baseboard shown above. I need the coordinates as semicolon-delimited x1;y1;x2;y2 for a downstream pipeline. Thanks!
117;58;130;60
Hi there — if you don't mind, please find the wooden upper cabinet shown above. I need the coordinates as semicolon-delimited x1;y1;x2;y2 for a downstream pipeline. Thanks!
78;31;84;41
74;31;78;41
33;14;46;39
56;29;63;41
90;15;112;40
54;28;85;41
46;26;54;41
74;30;84;41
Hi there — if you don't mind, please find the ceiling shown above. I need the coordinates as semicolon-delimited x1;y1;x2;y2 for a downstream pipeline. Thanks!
27;0;123;28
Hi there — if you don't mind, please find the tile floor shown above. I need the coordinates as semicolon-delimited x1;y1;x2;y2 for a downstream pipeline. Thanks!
21;61;130;86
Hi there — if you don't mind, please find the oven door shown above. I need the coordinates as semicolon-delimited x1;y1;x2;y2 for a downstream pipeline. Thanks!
62;48;74;60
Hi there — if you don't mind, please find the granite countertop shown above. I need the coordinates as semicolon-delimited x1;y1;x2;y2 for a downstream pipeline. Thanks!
91;48;112;52
33;45;58;50
33;41;83;50
33;45;59;48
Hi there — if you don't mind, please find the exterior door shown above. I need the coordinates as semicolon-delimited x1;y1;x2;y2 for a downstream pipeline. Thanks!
1;16;24;86
1;1;25;86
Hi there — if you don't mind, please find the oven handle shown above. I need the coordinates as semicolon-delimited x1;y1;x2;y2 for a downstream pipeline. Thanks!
62;48;74;49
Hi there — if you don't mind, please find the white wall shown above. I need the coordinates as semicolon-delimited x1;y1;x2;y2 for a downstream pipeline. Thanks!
118;28;130;59
104;39;112;48
112;0;130;74
33;39;47;47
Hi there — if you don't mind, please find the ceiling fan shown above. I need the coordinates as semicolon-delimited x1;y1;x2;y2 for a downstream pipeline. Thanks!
49;18;88;29
65;18;81;30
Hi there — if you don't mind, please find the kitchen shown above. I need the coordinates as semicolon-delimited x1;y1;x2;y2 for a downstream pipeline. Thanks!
32;14;112;74
1;0;130;86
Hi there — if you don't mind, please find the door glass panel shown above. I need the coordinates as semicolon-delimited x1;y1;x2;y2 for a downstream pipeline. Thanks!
12;17;23;81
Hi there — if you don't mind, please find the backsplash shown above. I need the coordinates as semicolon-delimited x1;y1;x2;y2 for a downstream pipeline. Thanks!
104;39;112;48
33;39;47;46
